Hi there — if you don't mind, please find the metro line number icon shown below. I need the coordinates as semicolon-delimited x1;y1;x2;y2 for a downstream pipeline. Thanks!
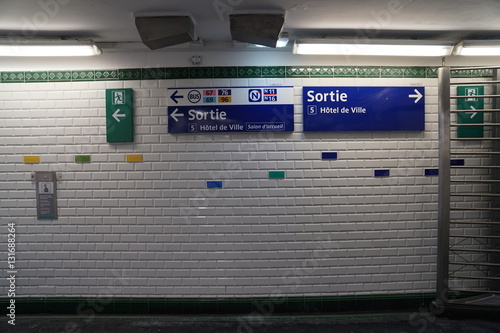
248;89;262;102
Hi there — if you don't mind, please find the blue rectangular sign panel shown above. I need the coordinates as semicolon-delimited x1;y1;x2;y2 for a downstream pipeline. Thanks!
303;86;425;131
168;87;294;133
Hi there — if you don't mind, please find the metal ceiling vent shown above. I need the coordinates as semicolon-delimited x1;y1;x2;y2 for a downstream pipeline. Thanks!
134;12;197;50
229;11;285;48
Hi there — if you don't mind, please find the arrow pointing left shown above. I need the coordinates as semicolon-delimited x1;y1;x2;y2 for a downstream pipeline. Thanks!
170;90;184;104
113;109;126;122
170;108;184;122
409;89;423;103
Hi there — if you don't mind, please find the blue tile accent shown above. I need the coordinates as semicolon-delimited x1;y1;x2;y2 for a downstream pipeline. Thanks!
425;169;439;176
450;159;465;166
322;152;338;160
207;181;223;189
374;170;390;177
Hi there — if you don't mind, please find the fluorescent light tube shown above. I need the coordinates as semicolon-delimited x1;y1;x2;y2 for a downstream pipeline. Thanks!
294;39;453;57
0;40;101;57
457;40;500;56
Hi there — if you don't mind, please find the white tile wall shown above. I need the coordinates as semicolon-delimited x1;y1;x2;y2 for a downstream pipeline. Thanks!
0;76;488;298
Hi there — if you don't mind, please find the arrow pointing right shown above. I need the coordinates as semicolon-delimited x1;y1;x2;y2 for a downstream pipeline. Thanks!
409;89;423;103
170;90;184;104
170;108;184;122
468;105;478;119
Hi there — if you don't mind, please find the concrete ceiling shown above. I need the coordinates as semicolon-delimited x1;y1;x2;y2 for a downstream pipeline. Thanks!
1;0;500;50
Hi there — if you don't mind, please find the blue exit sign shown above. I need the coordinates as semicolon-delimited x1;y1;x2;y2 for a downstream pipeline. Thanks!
303;86;425;132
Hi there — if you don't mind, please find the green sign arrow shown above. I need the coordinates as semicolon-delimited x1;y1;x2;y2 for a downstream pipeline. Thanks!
106;89;134;142
457;86;484;138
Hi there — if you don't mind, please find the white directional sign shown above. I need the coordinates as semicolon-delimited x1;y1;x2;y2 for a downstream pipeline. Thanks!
167;87;295;133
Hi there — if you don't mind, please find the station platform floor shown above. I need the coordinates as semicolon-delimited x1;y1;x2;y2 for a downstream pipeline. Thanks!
2;313;499;333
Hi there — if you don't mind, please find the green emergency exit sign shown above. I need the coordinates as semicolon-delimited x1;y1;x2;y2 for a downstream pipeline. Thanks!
106;88;134;142
457;86;484;138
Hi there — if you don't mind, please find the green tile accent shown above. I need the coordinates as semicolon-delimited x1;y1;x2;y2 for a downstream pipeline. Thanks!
142;67;165;80
286;66;310;77
238;66;262;78
426;67;439;78
269;171;286;179
405;67;427;78
75;155;91;163
25;71;49;82
214;66;238;78
165;67;189;79
309;66;334;77
468;68;493;78
48;71;72;82
262;66;286;77
333;66;357;77
358;66;381;77
0;65;493;83
381;66;405;78
451;69;471;78
72;70;95;81
189;67;214;78
2;71;25;82
95;70;118;81
118;68;142;80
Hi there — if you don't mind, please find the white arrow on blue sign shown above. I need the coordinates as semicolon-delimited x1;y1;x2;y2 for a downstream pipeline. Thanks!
302;86;425;132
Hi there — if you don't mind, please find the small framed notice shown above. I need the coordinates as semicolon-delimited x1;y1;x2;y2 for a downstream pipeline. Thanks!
34;171;58;220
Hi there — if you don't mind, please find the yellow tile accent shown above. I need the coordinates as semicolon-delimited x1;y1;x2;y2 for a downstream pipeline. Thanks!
126;154;143;162
24;156;40;164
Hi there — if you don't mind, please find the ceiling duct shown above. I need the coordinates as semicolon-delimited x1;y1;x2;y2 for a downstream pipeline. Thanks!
229;11;285;48
134;13;196;50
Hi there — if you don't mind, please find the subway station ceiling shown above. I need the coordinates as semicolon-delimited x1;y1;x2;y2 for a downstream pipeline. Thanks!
1;0;500;50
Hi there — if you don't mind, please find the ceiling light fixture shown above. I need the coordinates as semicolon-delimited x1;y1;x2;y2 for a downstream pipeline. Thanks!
454;40;500;56
294;39;454;57
0;39;101;57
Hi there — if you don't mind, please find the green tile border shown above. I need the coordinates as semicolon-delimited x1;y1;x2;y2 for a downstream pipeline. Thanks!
166;67;189;79
381;66;405;78
1;71;25;82
95;70;118;81
334;66;358;77
262;66;286;77
0;66;491;83
214;66;238;78
0;293;438;315
48;71;72;82
25;71;49;82
118;68;142;80
286;66;310;77
189;67;214;79
238;66;262;78
358;66;381;78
